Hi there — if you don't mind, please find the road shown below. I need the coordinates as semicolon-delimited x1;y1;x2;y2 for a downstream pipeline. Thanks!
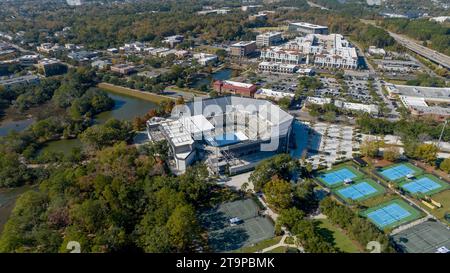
388;31;450;70
350;38;400;120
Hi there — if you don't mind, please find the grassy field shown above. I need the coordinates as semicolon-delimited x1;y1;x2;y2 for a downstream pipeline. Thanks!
233;236;282;253
98;82;175;103
361;192;397;209
422;189;450;221
266;246;300;253
315;218;362;253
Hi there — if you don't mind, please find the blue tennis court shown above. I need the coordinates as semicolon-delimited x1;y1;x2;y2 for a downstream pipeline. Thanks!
319;167;357;186
402;177;442;194
337;182;378;200
380;164;416;181
367;203;411;228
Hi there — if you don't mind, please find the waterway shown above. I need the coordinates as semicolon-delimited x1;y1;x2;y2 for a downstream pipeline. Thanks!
0;185;36;234
0;118;35;137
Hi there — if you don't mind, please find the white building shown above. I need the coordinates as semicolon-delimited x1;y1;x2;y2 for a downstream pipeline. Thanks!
193;53;218;66
264;34;358;69
256;32;282;47
311;34;358;69
334;100;379;115
430;16;450;23
288;22;328;35
260;46;303;64
368;46;386;56
258;61;298;74
255;88;295;101
306;97;332;105
146;96;294;175
36;43;64;54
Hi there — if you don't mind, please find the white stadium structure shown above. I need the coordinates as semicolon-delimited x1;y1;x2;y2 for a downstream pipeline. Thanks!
146;96;294;175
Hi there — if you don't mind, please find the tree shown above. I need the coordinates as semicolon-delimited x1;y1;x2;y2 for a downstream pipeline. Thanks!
416;143;438;165
360;139;382;158
276;207;305;231
0;146;32;187
263;178;292;211
383;146;401;162
322;111;336;123
293;180;318;213
166;204;199;252
440;158;450;174
278;97;291;111
80;119;133;150
249;154;299;191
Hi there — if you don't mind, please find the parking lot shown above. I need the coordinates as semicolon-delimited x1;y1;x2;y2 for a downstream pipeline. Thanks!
316;77;375;104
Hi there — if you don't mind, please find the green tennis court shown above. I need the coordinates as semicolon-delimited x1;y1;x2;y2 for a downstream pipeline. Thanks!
334;179;385;202
362;199;423;230
199;199;274;252
400;174;449;196
378;163;423;182
316;165;364;188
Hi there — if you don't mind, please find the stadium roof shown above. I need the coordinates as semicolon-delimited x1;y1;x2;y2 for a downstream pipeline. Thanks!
183;96;294;138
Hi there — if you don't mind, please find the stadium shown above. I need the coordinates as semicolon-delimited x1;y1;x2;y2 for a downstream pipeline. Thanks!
146;96;294;175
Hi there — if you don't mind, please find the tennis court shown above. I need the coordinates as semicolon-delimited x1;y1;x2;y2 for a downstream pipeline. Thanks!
378;163;422;182
400;174;448;196
199;199;274;252
363;199;422;229
335;179;385;202
317;166;363;187
392;220;450;253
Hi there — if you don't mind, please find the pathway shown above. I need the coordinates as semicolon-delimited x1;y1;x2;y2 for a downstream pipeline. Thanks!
259;234;304;253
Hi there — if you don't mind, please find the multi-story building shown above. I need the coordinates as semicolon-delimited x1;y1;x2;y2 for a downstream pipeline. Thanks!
35;59;68;76
0;75;40;91
260;47;303;64
36;43;64;54
213;80;257;97
110;64;136;75
284;34;358;69
256;32;282;47
230;41;257;57
163;35;184;48
258;61;298;74
288;22;329;35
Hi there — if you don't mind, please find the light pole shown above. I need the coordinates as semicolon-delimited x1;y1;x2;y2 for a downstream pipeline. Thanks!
437;119;448;150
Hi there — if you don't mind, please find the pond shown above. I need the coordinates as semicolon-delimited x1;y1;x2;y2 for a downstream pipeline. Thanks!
0;118;35;137
190;68;233;89
37;91;158;155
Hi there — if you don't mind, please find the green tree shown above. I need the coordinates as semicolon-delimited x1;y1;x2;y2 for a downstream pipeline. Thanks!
440;158;450;174
383;146;400;162
166;204;199;252
263;178;292;211
360;139;382;158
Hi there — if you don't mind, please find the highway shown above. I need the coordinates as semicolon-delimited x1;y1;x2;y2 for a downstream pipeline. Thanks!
388;31;450;70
